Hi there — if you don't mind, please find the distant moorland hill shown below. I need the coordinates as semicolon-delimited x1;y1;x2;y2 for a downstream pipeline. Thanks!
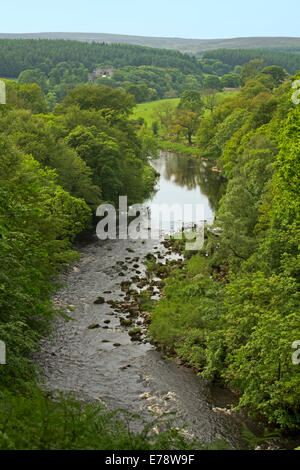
0;32;300;55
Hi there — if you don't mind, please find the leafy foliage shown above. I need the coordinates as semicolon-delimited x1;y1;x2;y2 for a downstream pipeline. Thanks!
0;389;216;450
0;39;203;78
150;77;300;430
97;65;204;101
0;80;158;434
203;48;300;75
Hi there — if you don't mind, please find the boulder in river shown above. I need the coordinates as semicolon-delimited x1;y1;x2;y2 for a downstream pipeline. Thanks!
139;393;150;399
129;327;142;341
121;281;131;291
137;280;147;288
94;297;105;304
120;318;133;327
88;323;100;329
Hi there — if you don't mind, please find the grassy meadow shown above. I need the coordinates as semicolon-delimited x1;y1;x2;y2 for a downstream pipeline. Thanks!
131;91;238;127
131;91;239;156
131;98;180;126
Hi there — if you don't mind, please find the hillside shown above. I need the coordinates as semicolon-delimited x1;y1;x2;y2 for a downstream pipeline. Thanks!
0;39;202;78
1;32;300;55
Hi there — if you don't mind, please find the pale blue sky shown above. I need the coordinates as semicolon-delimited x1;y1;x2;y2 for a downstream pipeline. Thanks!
1;0;299;39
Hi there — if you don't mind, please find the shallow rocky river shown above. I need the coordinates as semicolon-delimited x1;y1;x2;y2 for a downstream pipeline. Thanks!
36;152;297;450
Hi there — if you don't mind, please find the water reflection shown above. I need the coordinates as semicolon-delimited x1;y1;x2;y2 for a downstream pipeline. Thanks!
148;151;226;222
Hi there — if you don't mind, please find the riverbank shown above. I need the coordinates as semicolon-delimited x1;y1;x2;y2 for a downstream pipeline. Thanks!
35;235;249;449
131;91;239;161
157;139;205;158
143;236;300;451
33;151;253;450
27;149;300;450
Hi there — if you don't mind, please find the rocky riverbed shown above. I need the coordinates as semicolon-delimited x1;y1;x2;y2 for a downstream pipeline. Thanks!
36;151;299;450
36;234;260;449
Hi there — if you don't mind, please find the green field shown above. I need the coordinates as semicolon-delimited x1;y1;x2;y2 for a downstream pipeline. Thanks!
131;98;180;126
131;91;238;127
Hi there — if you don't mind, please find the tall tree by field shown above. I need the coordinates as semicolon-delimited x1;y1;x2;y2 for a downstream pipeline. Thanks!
178;90;204;115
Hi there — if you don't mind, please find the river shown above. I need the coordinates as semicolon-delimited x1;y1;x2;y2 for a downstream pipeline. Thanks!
36;151;271;449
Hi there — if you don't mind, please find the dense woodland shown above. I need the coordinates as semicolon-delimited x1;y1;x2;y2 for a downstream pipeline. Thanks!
2;40;298;108
0;38;299;447
1;33;300;55
203;48;300;75
149;71;300;430
0;78;177;448
0;39;202;77
96;66;204;101
0;39;208;107
0;82;158;388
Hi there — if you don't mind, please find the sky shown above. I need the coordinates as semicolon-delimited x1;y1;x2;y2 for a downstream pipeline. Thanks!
1;0;299;39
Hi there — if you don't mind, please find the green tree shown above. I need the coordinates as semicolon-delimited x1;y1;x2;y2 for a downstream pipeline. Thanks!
18;68;49;93
173;110;200;145
240;59;266;85
62;85;135;120
221;73;240;88
178;90;204;115
261;65;288;86
203;75;222;91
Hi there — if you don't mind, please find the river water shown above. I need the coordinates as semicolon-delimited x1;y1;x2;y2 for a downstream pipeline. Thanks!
36;151;270;449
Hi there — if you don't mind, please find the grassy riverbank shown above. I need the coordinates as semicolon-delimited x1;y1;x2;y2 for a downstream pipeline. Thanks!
156;139;204;157
144;78;300;432
131;92;238;157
